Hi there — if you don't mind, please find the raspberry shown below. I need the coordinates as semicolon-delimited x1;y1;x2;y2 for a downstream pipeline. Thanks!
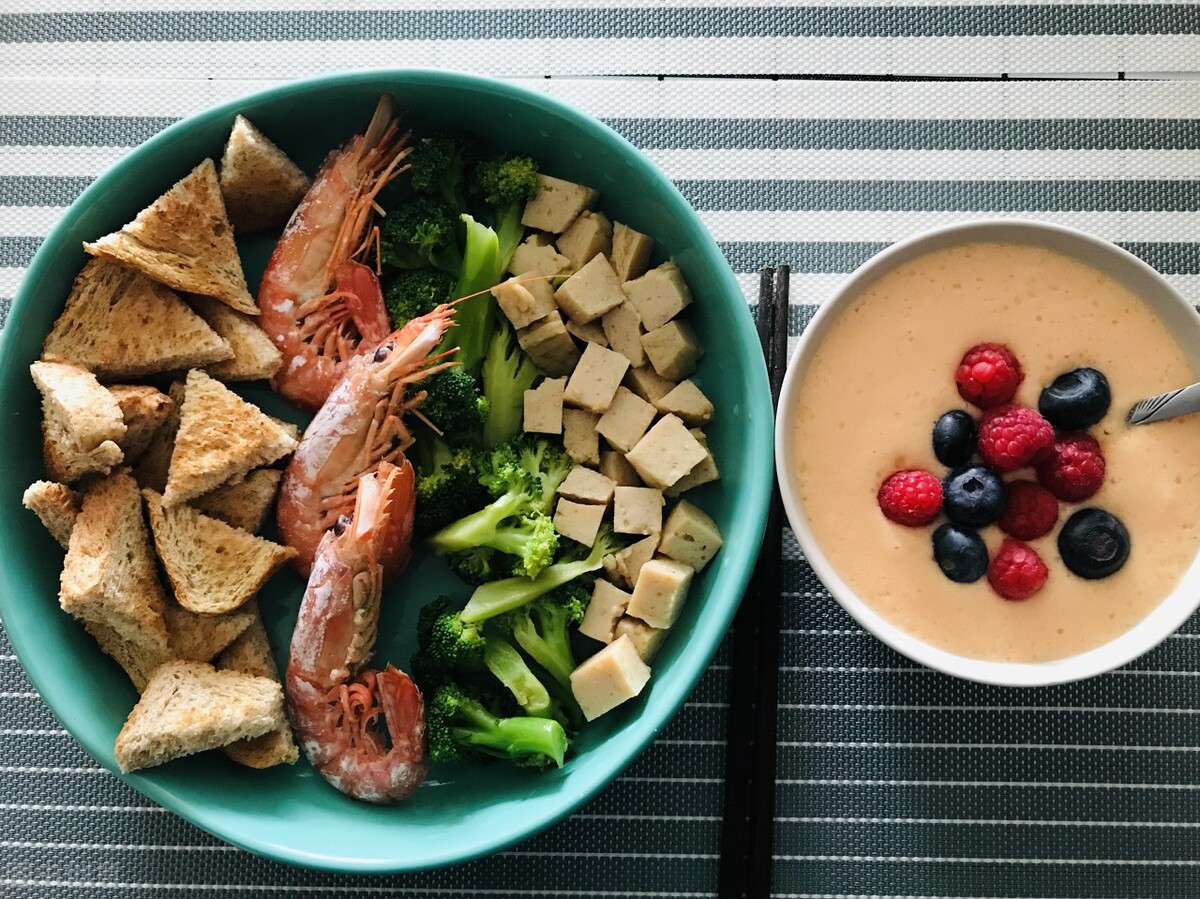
997;479;1059;540
877;469;943;526
1037;433;1106;502
977;405;1055;472
956;343;1024;410
987;538;1049;600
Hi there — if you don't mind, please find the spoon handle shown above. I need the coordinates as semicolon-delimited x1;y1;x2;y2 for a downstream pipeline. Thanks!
1126;381;1200;425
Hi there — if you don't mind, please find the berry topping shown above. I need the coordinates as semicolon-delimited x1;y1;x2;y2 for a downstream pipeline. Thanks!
955;343;1024;410
997;479;1060;540
977;405;1055;472
1058;508;1130;579
942;465;1007;528
932;410;978;467
987;539;1049;600
1039;367;1111;431
931;523;988;583
878;469;943;526
1036;433;1106;502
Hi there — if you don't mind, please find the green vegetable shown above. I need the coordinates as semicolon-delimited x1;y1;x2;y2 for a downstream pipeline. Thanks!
413;438;489;537
409;133;472;211
427;684;568;768
493;581;589;690
471;153;540;271
420;368;490;443
444;213;504;376
481;322;540;448
384;268;455;329
379;195;463;273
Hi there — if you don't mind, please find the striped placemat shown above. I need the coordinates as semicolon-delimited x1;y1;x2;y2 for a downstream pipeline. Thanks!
5;5;1200;897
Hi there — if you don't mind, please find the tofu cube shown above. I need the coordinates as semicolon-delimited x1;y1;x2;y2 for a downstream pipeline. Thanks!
563;343;630;413
570;635;651;721
614;616;668;662
509;233;573;277
557;466;616;505
521;174;599;233
624;262;692;331
613;486;665;535
642;320;704;381
625;415;710;490
562;408;600;465
612;222;655;281
516;313;580;377
595;386;656;453
665;429;720;497
601;301;646;368
654;379;714;426
554;498;606;547
624;365;677;404
659;499;723;571
600;448;643;487
578;579;631;644
493;275;558;329
556;210;613;269
626;557;694;629
523;377;566;435
564;316;608;347
555;254;627;324
602;533;659;590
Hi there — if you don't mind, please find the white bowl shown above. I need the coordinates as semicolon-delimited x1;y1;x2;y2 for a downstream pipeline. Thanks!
774;219;1200;686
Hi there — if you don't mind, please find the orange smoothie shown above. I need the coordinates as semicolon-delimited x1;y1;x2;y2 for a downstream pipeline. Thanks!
791;240;1200;663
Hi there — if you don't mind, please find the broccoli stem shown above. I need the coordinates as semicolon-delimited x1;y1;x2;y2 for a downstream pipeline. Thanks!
443;214;503;376
427;491;528;555
494;204;525;273
461;537;612;623
482;325;540;449
483;636;556;720
449;700;568;767
509;612;576;689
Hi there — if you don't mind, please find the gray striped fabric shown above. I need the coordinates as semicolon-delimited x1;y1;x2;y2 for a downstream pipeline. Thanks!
5;5;1200;898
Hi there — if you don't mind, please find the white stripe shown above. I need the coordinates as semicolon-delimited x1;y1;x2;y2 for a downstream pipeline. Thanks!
0;691;40;698
0;0;1071;11
0;766;104;773
0;841;236;851
0;804;165;812
0;147;130;177
0;728;68;736
775;817;1200;828
0;268;28;296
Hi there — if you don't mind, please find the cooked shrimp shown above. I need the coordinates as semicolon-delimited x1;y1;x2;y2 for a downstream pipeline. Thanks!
259;94;411;413
276;304;455;579
286;461;427;804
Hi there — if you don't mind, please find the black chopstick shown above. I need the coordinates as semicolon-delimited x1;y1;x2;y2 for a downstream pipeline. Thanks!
717;266;789;899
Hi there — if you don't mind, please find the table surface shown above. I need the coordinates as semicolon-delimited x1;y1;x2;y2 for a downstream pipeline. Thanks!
5;4;1200;898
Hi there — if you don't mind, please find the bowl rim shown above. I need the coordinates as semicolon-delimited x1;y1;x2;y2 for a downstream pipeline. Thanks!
0;68;774;871
774;217;1200;687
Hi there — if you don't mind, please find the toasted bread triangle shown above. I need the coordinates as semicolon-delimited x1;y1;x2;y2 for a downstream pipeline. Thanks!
216;611;299;768
42;258;232;379
31;360;126;483
164;601;257;662
114;660;285;772
187;294;282;381
219;115;311;234
189;468;282;534
162;369;297;506
84;159;257;315
143;488;296;615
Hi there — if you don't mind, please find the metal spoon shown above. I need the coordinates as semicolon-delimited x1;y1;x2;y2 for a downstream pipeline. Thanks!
1126;382;1200;425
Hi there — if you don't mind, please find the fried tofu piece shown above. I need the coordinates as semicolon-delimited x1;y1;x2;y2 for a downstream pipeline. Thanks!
553;498;606;547
564;343;631;413
611;222;655;281
570;635;651;721
579;579;632;645
625;415;709;490
624;262;692;331
613;486;665;536
626;557;694;629
521;174;598;233
524;377;567;435
595;386;656;453
556;211;613;269
658;499;724;571
555;254;627;325
641;319;704;381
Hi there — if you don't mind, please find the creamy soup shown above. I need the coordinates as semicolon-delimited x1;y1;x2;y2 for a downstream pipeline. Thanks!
791;240;1200;663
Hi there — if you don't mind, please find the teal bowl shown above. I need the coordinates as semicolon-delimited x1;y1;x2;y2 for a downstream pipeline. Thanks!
0;70;773;872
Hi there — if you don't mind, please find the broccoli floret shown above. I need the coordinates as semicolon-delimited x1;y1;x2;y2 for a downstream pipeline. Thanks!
471;154;539;271
493;581;588;690
380;196;463;273
461;526;623;623
427;684;568;768
409;133;472;210
413;439;488;536
420;367;490;442
512;435;574;515
444;546;519;586
483;633;564;722
384;268;455;329
481;323;540;448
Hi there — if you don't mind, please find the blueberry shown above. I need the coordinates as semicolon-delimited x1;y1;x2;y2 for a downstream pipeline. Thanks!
932;523;988;583
1038;367;1111;430
1058;508;1130;579
932;410;978;467
942;465;1007;527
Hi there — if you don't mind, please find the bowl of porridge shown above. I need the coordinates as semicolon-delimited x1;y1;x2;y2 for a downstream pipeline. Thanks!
775;219;1200;686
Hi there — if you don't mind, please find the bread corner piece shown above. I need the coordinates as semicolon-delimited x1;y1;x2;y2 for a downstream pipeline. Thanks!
162;369;297;507
186;293;282;381
59;470;171;691
114;660;285;773
216;612;299;768
31;360;126;484
22;480;80;549
83;158;258;315
218;114;311;234
108;384;174;463
143;488;296;615
189;468;282;534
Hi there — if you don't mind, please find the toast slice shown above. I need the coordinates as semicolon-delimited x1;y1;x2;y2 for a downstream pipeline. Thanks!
143;488;296;615
164;601;257;662
108;384;174;463
189;468;282;534
162;369;297;507
41;258;232;379
131;380;185;494
31;360;126;483
22;480;80;549
83;159;257;315
59;470;171;691
216;611;299;768
113;660;285;772
218;115;311;234
187;294;282;381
